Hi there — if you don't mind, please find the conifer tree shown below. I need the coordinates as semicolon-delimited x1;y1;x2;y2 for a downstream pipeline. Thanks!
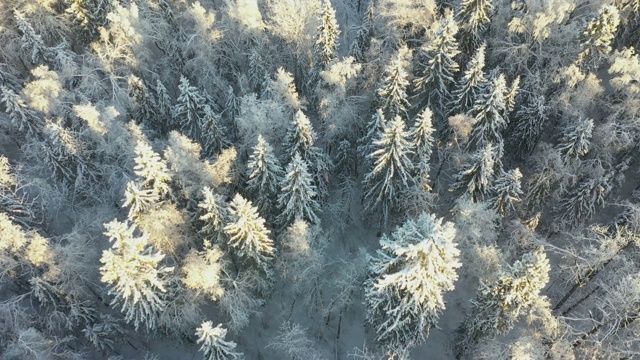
366;212;461;349
357;108;387;163
450;43;488;115
128;76;158;126
154;78;173;134
413;10;460;117
133;141;172;198
450;143;496;202
348;1;374;63
556;118;594;163
246;135;284;215
468;73;508;148
509;94;548;158
579;5;620;68
277;153;321;225
409;107;435;189
174;76;206;141
458;248;550;355
492;168;523;214
195;321;242;360
122;181;158;219
66;0;112;42
198;187;229;244
314;0;340;69
458;0;493;37
100;219;173;332
0;86;43;137
14;10;49;65
200;105;228;158
363;116;415;222
504;76;520;113
376;46;411;119
224;194;275;271
558;177;609;227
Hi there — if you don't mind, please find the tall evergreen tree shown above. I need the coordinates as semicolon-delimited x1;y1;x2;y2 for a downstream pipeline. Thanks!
363;116;415;222
128;76;158;126
357;108;387;164
200;105;228;158
450;43;488;115
376;46;411;119
174;75;206;141
198;187;229;244
314;0;340;69
492;168;523;214
246;135;284;215
366;212;461;349
409;107;436;189
100;219;173;332
0;86;43;137
556;118;594;163
458;247;550;356
133;141;172;198
558;176;609;227
458;0;493;37
195;322;242;360
468;73;508;149
154;78;173;134
579;5;620;69
224;194;275;272
413;10;461;118
450;143;497;202
277;153;321;225
509;94;548;158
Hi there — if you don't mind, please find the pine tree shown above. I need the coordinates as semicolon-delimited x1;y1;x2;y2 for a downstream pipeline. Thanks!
357;108;387;163
14;10;49;65
348;0;374;62
224;194;275;271
122;181;158;219
195;322;242;360
283;110;316;161
99;219;173;332
492;168;523;214
198;187;229;244
314;0;340;69
366;212;461;349
246;135;284;214
409;107;435;189
556;118;594;163
579;5;620;68
174;75;206;141
509;94;548;158
200;105;228;158
459;248;550;354
458;0;493;36
468;73;508;148
504;76;520;113
154;78;173;134
558;177;609;227
0;86;43;137
128;76;158;126
450;143;497;202
450;43;489;115
413;10;461;117
133;141;172;198
376;46;411;119
277;153;321;225
363;116;415;222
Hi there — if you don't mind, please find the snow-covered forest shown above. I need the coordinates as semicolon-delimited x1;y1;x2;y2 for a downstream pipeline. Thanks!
2;0;640;358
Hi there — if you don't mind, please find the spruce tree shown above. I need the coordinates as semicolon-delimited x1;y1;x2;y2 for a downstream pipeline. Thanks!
376;46;411;119
224;194;275;272
509;94;548;158
450;43;489;115
154;78;173;134
468;73;508;149
492;168;523;214
100;219;173;332
133;141;172;198
357;108;387;164
413;10;461;117
277;153;321;225
174;75;206;141
348;2;374;63
558;177;609;227
363;116;415;222
0;86;43;137
128;76;158;127
409;107;435;189
556;118;594;163
459;248;550;355
195;322;242;360
200;105;228;158
14;10;49;65
450;143;497;202
314;0;340;69
458;0;493;36
283;110;316;161
246;135;284;215
579;5;620;69
198;187;229;244
366;212;461;349
122;181;158;219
